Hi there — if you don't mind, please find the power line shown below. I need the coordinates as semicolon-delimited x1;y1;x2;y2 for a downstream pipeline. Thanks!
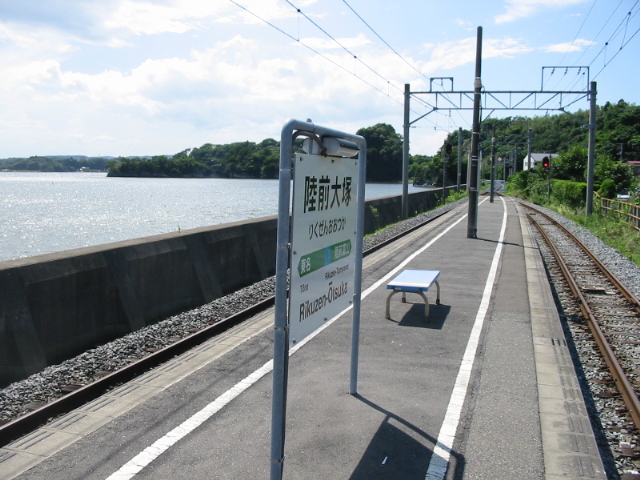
283;0;406;98
589;4;640;78
549;1;638;91
227;0;406;108
228;1;467;129
340;0;430;82
558;0;598;65
280;1;439;116
572;0;625;65
593;24;640;79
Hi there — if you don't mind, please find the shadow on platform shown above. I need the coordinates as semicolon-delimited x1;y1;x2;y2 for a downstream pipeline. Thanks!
476;236;528;249
348;394;465;480
386;303;451;330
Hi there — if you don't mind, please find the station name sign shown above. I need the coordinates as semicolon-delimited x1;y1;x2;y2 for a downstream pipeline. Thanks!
289;153;359;345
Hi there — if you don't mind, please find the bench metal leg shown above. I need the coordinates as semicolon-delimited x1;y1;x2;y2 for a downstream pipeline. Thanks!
417;291;429;321
386;289;401;319
435;280;441;305
386;289;431;322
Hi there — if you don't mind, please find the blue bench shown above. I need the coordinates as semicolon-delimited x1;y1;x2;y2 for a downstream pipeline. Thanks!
386;270;441;322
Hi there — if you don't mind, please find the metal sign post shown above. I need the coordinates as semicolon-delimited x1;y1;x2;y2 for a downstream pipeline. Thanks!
271;119;366;480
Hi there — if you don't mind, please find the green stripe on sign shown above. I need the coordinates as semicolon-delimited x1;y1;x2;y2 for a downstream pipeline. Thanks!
297;239;352;277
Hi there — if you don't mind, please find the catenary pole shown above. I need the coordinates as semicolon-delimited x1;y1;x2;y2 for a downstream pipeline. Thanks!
586;81;597;215
402;84;410;219
527;128;532;171
442;146;446;199
457;127;462;192
467;26;482;238
490;126;496;203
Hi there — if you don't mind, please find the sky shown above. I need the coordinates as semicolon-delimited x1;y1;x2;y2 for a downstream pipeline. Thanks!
1;0;639;158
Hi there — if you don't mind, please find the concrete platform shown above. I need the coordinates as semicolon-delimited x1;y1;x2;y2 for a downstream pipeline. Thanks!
2;196;606;480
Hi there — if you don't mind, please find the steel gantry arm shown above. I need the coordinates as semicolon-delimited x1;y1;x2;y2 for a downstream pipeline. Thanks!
409;89;589;113
402;83;597;216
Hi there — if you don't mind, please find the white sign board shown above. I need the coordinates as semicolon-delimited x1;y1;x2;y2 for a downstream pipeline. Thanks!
289;153;359;345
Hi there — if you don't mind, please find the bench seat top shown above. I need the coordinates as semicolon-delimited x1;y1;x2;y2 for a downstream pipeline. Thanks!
386;269;440;292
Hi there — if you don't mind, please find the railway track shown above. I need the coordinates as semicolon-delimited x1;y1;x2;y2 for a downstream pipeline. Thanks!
0;203;457;448
524;204;640;475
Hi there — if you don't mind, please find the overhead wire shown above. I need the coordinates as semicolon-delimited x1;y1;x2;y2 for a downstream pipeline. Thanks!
338;0;440;116
557;0;597;66
340;0;430;83
590;5;640;79
228;0;471;134
572;0;625;66
294;0;471;133
547;1;638;94
576;1;640;80
283;0;406;98
227;0;406;108
546;0;598;92
282;0;441;120
593;24;640;79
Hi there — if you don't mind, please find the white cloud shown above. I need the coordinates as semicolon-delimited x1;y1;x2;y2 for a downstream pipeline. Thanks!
545;38;594;53
104;1;198;35
102;0;245;35
218;0;307;25
420;36;533;72
0;0;634;159
453;18;475;31
495;0;587;24
302;33;371;51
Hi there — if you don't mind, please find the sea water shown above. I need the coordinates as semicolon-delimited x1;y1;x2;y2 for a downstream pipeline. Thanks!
0;172;422;262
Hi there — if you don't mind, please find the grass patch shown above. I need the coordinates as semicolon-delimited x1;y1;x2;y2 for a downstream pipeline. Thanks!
534;202;640;267
441;189;469;205
508;174;640;267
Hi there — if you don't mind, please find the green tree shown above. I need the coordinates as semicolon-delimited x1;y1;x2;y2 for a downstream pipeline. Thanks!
597;100;640;160
594;154;635;192
356;123;403;182
553;145;587;182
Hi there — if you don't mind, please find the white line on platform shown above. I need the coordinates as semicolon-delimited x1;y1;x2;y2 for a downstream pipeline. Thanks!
425;196;507;480
105;203;481;480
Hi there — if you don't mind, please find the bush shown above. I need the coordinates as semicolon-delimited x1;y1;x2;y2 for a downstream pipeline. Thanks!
506;170;531;196
551;180;586;209
598;179;617;199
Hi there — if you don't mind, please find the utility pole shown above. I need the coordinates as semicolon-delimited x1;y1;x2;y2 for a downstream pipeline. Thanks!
467;26;482;239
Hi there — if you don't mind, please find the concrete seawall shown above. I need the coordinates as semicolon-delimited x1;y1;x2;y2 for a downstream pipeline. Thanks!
0;188;452;386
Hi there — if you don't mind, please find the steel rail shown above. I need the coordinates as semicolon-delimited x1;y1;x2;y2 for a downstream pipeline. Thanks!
526;208;640;429
530;207;640;311
0;202;460;448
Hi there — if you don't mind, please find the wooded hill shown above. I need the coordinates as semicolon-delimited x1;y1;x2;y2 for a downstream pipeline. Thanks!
2;100;638;185
411;99;640;187
0;156;112;172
